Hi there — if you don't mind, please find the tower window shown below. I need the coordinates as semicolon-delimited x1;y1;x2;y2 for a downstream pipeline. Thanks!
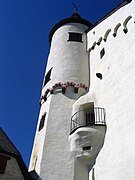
83;146;91;151
38;113;46;131
100;48;105;59
43;68;53;87
68;32;83;43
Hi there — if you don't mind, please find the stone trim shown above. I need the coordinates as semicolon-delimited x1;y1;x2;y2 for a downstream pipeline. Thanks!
88;15;133;52
40;82;88;105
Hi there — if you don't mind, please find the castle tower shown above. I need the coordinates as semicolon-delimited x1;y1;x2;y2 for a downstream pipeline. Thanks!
29;12;106;180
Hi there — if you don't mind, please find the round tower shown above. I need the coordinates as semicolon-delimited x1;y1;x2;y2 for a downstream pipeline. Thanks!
40;12;92;104
29;12;93;180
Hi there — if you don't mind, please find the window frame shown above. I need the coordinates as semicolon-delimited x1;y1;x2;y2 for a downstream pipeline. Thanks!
67;32;83;43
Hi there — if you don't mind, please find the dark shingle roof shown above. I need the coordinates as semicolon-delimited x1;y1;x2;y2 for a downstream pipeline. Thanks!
0;127;32;180
0;127;20;155
49;12;93;44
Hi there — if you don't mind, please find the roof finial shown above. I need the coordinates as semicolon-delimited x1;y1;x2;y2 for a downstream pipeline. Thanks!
72;3;78;13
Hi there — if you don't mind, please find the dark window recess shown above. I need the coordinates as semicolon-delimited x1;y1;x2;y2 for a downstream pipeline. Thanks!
96;73;103;80
43;68;53;87
86;109;95;125
83;146;91;151
127;0;132;3
123;29;128;34
68;32;83;42
0;155;10;174
100;48;105;59
38;113;46;131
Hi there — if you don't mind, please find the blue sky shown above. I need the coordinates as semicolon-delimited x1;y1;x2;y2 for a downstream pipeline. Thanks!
0;0;124;167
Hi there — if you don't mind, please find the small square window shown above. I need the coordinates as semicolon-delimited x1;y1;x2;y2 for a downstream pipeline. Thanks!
38;113;46;131
68;32;83;43
100;48;105;59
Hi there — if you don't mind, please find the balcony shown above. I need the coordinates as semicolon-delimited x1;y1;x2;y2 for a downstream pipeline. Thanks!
70;107;106;134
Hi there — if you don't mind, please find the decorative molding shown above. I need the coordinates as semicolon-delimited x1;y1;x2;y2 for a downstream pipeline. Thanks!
113;23;121;37
104;29;111;42
91;42;97;50
88;15;133;52
40;82;88;105
97;37;103;46
123;15;132;33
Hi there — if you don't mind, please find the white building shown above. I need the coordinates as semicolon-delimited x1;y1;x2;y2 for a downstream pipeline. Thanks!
29;0;135;179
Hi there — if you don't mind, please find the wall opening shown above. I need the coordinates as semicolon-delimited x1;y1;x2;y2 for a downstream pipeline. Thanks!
80;102;95;125
96;73;103;80
68;32;83;43
100;48;105;59
83;146;92;151
38;113;46;131
43;68;53;87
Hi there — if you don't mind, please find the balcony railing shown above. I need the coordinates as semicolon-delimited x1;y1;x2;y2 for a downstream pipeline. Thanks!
70;107;106;134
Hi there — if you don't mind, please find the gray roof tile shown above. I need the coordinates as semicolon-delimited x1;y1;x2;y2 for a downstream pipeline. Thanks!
0;127;20;155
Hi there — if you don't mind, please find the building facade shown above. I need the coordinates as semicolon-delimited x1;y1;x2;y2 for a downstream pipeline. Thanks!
29;0;135;180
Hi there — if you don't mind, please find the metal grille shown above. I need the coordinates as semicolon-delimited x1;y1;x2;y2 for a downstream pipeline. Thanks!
70;107;106;134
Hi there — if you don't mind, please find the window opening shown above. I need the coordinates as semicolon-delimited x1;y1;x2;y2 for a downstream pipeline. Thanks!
43;68;53;87
0;155;10;174
68;32;83;42
96;73;103;80
100;48;105;59
38;113;46;131
83;146;91;151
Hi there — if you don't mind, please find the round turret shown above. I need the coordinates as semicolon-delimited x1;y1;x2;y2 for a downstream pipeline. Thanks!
41;13;92;104
49;12;93;43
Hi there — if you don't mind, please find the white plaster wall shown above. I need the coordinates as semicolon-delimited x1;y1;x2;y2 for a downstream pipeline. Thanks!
0;156;25;180
42;23;89;96
86;1;135;180
29;97;52;175
29;21;90;180
40;93;76;180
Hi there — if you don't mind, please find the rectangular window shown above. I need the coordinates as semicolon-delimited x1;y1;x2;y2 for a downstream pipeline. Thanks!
83;146;91;151
38;113;46;131
68;32;83;43
43;68;53;87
